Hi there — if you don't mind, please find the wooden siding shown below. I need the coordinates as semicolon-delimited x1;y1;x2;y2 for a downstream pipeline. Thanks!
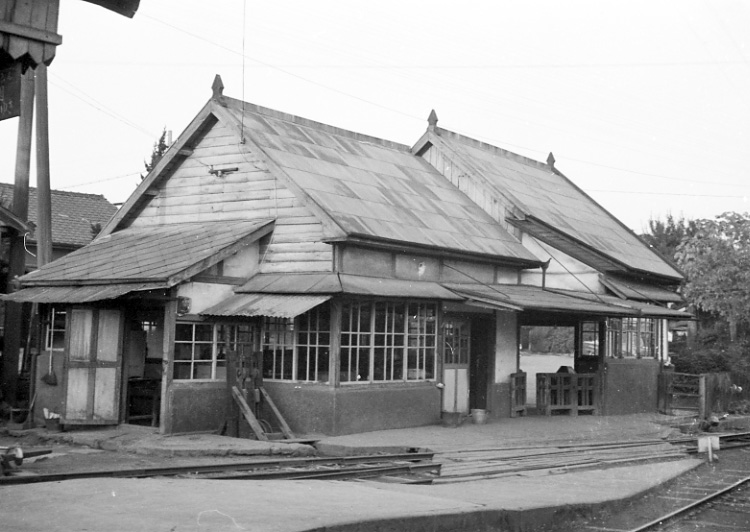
131;122;333;274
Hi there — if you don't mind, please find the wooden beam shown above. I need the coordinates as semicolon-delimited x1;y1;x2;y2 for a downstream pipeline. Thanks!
0;21;62;45
232;386;268;441
259;387;294;439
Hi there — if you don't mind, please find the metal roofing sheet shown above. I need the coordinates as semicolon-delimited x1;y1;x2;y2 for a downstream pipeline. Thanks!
433;130;682;280
545;289;689;319
19;219;273;286
444;283;632;315
237;273;463;300
201;294;331;318
601;276;683;303
224;99;540;265
1;283;167;303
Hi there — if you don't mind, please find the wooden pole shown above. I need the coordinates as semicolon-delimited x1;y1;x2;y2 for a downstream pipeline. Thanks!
35;64;52;267
1;67;34;406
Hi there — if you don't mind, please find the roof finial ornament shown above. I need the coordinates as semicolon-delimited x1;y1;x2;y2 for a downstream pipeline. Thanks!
428;109;438;129
546;152;556;168
212;74;225;100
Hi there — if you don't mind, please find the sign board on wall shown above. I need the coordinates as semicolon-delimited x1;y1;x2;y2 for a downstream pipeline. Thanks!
0;62;22;121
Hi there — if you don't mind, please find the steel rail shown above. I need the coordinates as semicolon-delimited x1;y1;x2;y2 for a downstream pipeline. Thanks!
625;475;750;532
208;461;441;481
0;451;435;485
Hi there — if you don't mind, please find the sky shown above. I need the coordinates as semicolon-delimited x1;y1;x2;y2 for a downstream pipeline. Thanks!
1;0;749;234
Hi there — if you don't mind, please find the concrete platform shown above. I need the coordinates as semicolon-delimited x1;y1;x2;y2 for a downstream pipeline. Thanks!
0;413;721;531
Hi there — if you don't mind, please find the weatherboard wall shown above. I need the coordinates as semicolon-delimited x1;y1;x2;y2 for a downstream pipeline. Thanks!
130;121;333;274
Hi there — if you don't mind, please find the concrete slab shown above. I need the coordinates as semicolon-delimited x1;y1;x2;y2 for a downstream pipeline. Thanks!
0;458;702;532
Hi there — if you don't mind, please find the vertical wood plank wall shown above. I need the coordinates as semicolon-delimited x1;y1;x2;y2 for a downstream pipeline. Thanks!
130;122;333;274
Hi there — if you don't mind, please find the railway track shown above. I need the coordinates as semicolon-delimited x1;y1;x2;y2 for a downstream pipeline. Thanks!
573;442;750;532
0;451;439;485
626;474;750;531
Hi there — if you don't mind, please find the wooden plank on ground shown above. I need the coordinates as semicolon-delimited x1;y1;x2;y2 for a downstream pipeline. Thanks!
260;387;294;439
232;386;268;441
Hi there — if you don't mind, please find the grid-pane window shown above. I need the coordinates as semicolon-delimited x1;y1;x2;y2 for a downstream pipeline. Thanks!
341;302;372;382
173;322;217;380
444;320;470;366
296;305;331;383
262;318;295;380
45;307;66;351
580;321;599;357
341;300;437;384
606;318;663;359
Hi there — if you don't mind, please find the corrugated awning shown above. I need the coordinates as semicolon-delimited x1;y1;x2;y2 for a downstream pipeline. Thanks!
201;294;332;318
1;283;167;303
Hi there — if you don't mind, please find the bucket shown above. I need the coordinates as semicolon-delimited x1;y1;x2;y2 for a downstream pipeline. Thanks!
470;409;488;424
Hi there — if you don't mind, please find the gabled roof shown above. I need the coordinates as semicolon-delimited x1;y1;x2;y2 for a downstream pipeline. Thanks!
211;97;541;267
19;219;273;287
0;183;117;248
415;128;683;282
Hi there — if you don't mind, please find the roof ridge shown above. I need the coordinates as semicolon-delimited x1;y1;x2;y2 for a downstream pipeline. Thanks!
222;96;412;152
434;127;550;170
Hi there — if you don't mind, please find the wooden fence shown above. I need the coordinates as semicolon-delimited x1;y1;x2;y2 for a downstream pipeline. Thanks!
536;373;598;416
658;371;747;418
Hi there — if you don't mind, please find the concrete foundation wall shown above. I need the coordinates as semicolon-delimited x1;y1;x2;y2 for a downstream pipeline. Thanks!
167;382;227;433
603;358;660;415
264;382;441;436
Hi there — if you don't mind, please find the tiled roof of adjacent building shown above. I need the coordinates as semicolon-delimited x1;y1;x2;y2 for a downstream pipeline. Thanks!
0;183;117;248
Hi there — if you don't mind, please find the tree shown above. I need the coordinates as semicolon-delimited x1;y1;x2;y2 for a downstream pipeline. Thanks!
675;212;750;342
640;214;696;262
141;127;169;179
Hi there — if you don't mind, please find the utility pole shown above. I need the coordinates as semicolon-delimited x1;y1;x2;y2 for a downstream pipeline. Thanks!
1;68;34;405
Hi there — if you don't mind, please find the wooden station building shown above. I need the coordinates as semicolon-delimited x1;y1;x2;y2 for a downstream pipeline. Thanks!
5;77;686;435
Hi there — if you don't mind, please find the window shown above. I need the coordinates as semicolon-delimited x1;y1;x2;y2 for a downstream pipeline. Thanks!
580;321;599;357
45;307;66;352
173;322;226;380
341;300;437;384
262;318;295;380
262;304;331;383
296;305;331;382
606;318;664;359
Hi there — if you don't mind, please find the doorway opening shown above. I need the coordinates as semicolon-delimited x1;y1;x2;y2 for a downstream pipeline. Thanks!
519;325;575;414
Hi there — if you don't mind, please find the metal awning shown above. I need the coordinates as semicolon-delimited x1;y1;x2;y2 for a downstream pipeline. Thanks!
200;294;332;318
237;273;462;300
601;275;683;304
1;283;167;303
444;284;634;316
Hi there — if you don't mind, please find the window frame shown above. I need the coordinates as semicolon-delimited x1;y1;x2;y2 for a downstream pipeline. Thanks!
173;321;227;381
340;299;438;385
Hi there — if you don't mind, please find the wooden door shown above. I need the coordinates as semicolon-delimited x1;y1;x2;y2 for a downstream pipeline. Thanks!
64;308;124;425
442;318;470;413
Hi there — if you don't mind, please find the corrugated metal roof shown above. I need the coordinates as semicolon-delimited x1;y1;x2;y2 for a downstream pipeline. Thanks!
429;129;683;280
1;283;166;303
223;99;540;266
200;294;331;318
19;219;273;286
601;275;683;303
